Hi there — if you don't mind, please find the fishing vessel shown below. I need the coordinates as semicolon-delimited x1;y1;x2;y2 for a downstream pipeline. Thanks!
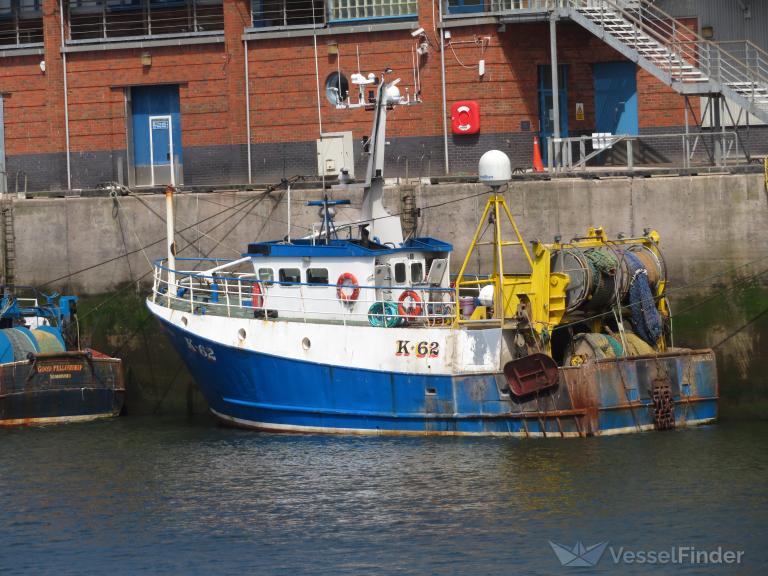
147;71;717;437
0;288;124;426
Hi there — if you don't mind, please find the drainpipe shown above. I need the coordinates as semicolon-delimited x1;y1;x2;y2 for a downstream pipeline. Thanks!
549;11;560;171
59;0;72;190
244;38;252;183
438;0;449;175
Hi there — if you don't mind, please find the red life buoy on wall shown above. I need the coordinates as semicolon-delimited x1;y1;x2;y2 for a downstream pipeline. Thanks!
336;272;360;303
251;281;263;309
450;100;480;135
398;290;423;319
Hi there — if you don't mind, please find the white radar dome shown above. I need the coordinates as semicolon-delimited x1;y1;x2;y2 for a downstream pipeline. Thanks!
384;85;402;105
478;150;511;187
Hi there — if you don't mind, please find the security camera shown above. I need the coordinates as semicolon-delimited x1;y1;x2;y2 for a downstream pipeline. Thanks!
411;27;425;37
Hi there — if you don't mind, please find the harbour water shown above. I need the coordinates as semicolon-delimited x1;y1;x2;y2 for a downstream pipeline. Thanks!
1;416;766;575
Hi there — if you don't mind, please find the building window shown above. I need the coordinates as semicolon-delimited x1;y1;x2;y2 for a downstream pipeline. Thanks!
325;72;349;106
68;0;223;41
327;0;416;22
279;268;301;284
446;0;483;15
0;0;43;46
251;0;324;28
306;268;329;285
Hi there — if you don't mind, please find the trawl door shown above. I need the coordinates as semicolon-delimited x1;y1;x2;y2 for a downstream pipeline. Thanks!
149;115;174;186
593;62;638;135
131;85;182;186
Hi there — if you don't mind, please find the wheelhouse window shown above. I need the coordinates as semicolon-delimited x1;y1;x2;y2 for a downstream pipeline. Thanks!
0;0;43;46
258;268;274;286
394;262;406;284
327;0;416;22
410;262;423;283
68;0;224;41
306;268;329;285
251;0;324;28
279;268;301;284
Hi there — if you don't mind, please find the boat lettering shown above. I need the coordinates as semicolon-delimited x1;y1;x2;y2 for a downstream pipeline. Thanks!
185;337;217;362
395;340;439;358
37;363;83;373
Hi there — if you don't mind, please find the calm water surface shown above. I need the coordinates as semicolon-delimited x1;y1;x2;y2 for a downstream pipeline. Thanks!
1;416;766;575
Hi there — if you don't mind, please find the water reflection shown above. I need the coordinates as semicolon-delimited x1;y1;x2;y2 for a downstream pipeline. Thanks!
0;417;766;574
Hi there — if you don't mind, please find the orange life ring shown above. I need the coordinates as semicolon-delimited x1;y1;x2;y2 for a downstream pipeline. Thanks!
398;290;423;318
251;281;263;309
336;272;360;303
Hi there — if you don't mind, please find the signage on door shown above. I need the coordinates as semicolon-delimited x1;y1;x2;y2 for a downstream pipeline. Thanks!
575;102;585;121
152;119;169;130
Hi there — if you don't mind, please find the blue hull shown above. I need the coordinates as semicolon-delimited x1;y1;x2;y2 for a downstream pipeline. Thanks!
159;318;718;437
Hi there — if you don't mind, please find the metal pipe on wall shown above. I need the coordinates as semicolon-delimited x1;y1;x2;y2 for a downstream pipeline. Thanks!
244;39;252;184
59;0;72;190
437;0;449;175
549;11;561;171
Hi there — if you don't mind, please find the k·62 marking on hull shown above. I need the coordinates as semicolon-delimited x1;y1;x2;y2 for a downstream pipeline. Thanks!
395;340;440;358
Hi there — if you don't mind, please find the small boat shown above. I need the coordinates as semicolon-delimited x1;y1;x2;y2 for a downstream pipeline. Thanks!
0;288;124;426
146;71;717;437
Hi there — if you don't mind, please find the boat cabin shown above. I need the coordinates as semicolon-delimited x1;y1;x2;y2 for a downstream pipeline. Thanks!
243;237;453;324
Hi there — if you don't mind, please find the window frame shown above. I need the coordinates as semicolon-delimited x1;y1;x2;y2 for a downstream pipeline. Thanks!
279;267;302;286
306;268;330;286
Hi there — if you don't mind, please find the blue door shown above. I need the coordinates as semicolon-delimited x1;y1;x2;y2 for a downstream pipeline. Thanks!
538;65;568;164
131;85;181;186
593;61;638;135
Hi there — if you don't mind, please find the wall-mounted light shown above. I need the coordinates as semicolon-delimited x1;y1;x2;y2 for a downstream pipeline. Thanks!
141;52;152;67
39;60;45;73
326;41;338;55
701;26;714;39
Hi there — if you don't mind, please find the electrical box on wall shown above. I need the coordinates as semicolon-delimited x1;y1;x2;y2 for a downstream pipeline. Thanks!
316;131;355;178
450;101;480;135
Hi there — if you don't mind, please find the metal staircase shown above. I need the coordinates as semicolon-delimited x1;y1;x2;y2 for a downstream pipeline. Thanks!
563;0;768;124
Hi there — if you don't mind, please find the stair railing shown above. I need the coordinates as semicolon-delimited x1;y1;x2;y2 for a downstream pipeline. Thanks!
566;0;768;98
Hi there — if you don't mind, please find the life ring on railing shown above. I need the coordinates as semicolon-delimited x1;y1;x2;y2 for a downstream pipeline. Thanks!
251;282;263;309
398;290;423;319
336;273;360;303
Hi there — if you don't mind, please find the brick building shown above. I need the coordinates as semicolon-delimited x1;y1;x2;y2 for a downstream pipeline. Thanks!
0;0;765;191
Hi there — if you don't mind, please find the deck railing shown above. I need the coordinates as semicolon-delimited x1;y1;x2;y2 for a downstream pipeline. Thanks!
151;258;456;327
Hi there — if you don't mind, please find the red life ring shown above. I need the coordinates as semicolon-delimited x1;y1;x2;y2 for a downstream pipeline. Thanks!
398;290;423;318
336;272;360;303
251;281;263;309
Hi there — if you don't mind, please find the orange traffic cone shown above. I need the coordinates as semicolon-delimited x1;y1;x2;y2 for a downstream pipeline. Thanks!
532;136;545;172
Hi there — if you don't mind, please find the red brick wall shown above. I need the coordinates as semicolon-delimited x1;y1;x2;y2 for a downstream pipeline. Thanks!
0;56;50;155
0;0;696;159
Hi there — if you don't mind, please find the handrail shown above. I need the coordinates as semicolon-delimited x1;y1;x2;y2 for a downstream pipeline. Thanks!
150;260;457;327
567;0;768;94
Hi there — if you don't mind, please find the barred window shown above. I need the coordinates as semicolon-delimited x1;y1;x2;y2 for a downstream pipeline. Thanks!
0;0;43;46
327;0;416;22
68;0;223;41
252;0;324;28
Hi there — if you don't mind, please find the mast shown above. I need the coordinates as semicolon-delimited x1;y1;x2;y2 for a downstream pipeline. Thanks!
165;185;176;291
334;70;420;246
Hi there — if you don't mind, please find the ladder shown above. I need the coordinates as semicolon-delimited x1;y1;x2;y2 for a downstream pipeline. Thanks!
1;195;15;297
